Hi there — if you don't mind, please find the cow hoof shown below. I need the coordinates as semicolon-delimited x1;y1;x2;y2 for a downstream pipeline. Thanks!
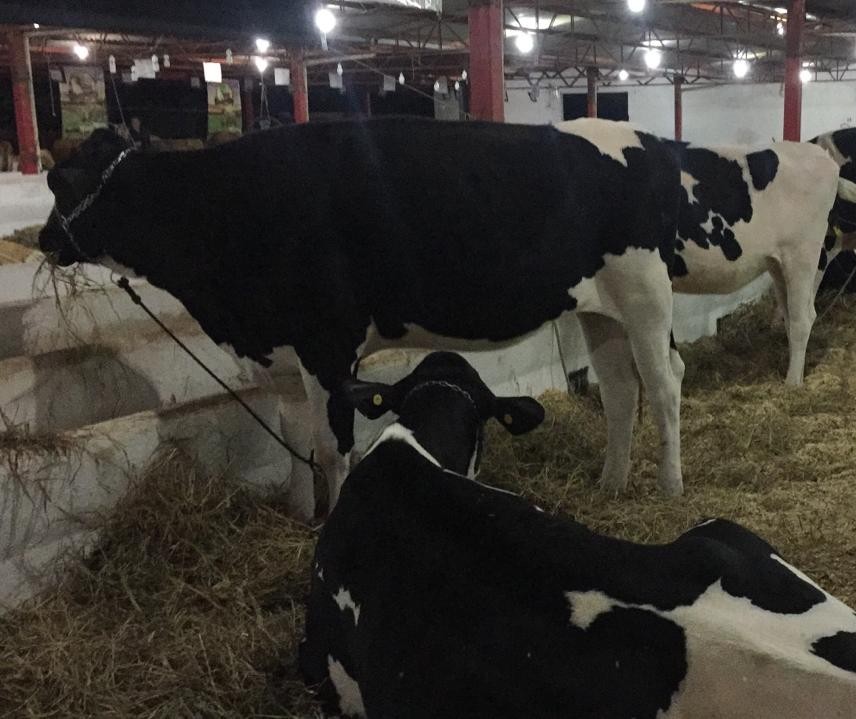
598;475;628;495
659;479;684;498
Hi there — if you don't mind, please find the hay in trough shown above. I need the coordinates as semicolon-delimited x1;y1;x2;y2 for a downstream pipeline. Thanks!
1;291;855;717
0;449;320;718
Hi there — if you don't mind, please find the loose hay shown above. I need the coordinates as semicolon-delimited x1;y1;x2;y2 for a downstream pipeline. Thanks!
1;291;856;717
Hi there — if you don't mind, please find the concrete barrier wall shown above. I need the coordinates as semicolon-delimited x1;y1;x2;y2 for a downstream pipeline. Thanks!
0;173;52;237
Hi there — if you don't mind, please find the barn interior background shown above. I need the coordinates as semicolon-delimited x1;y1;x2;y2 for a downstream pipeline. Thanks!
0;1;855;715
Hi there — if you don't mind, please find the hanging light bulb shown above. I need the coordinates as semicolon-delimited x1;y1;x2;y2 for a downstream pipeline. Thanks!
434;80;440;92
515;32;534;54
461;69;468;81
163;53;171;68
254;55;268;73
315;8;337;34
733;58;750;79
72;43;89;60
644;47;662;70
255;37;270;53
618;68;629;81
454;80;460;91
777;21;785;36
627;0;646;13
226;48;233;64
337;62;343;76
108;54;117;74
800;68;813;83
398;72;405;85
151;54;160;72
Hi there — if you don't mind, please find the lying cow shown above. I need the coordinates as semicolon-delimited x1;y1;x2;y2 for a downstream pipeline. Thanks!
39;118;685;507
558;121;850;386
301;351;856;719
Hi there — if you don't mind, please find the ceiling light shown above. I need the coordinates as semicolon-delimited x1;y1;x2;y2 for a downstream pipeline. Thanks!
515;32;534;54
800;68;812;83
618;68;629;81
72;43;89;60
733;58;750;79
254;55;268;73
255;38;270;53
627;0;646;13
777;21;785;36
644;47;661;70
315;8;336;34
33;22;40;29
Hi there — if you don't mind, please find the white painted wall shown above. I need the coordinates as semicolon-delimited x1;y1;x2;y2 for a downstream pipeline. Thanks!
506;77;856;146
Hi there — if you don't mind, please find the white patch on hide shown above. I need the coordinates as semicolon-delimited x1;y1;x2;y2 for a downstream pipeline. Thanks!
565;578;856;717
327;656;366;717
554;118;644;167
566;590;616;630
332;587;361;626
364;423;442;468
566;246;669;320
680;171;699;204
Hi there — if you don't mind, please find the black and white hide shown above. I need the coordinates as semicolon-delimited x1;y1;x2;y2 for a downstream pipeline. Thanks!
39;117;685;509
556;121;849;386
300;355;856;719
811;128;856;292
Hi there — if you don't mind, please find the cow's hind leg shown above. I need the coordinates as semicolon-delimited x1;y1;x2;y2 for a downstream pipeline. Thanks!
618;299;685;496
773;256;818;386
577;313;639;493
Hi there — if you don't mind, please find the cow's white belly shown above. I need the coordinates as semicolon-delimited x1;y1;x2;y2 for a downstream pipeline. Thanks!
672;238;770;296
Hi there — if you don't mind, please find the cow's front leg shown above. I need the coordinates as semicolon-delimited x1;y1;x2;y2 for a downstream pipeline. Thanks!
299;363;354;513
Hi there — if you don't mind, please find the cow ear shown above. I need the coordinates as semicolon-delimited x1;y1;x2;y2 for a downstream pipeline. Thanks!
341;379;396;420
494;396;545;435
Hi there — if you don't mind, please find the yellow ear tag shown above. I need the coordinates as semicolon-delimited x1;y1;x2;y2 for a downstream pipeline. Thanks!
503;413;513;426
372;393;383;407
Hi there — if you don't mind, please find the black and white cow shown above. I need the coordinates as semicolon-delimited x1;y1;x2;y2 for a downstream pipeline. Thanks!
301;351;856;719
811;128;856;286
557;121;849;386
39;118;685;507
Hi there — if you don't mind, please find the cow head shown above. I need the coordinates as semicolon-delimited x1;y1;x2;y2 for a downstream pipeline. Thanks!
342;351;545;477
40;128;132;266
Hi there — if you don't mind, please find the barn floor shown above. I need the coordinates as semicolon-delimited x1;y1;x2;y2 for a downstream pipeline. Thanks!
1;292;855;718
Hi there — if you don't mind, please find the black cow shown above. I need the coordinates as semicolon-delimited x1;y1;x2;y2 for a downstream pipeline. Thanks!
301;351;856;719
39;117;685;508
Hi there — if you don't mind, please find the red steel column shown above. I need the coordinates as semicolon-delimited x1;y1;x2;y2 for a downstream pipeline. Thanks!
783;0;805;141
674;75;684;141
290;51;309;124
9;29;40;174
468;0;505;122
586;67;598;118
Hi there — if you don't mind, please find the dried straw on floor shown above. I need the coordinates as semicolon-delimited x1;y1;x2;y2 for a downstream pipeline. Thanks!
1;292;855;717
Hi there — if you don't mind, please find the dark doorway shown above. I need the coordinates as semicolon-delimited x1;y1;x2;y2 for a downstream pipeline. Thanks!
563;92;629;122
